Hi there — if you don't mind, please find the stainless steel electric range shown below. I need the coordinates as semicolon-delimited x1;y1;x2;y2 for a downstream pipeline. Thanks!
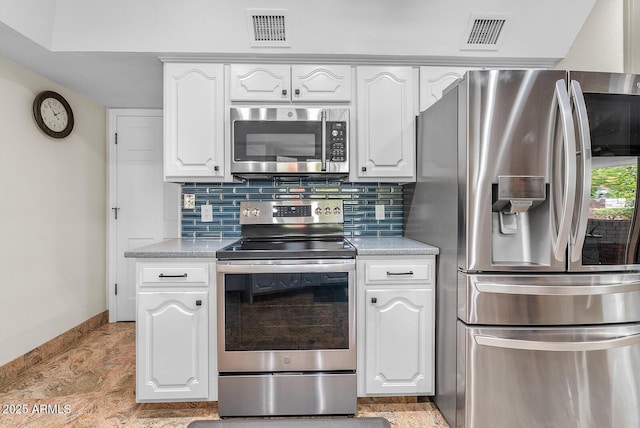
216;200;357;417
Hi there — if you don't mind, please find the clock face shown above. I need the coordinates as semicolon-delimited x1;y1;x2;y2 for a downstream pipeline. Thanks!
40;98;69;133
33;91;74;138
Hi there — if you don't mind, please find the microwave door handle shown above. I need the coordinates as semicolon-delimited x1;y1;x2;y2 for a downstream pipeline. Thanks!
569;80;593;263
321;110;327;171
553;79;577;262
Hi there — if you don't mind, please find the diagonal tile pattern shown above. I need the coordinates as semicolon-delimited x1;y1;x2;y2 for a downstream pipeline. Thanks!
0;323;449;427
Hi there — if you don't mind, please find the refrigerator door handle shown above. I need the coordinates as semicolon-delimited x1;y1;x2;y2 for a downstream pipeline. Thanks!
569;80;592;263
475;279;640;296
552;79;577;262
474;332;640;352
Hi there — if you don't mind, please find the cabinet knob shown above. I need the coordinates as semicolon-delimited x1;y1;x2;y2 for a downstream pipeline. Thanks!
371;297;377;304
214;166;219;172
196;300;202;306
282;89;288;96
295;89;300;96
361;166;367;172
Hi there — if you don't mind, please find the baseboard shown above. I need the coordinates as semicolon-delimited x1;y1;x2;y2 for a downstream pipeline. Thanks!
0;311;109;387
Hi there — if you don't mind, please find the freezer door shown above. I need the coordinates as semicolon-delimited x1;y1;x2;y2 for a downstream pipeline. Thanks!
458;323;640;428
459;272;640;325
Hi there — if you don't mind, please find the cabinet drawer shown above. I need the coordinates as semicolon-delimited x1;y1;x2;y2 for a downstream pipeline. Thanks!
139;263;209;286
363;260;432;285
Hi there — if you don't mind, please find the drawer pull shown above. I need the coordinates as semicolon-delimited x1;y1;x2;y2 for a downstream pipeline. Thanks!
158;273;188;278
386;271;414;276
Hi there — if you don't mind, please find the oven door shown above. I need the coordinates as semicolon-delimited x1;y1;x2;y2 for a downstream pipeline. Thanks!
216;258;356;372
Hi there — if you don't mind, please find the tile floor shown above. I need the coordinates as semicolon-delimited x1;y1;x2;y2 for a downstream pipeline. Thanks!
0;322;450;427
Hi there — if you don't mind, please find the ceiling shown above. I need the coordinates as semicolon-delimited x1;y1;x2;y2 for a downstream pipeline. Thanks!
0;22;164;107
0;0;598;108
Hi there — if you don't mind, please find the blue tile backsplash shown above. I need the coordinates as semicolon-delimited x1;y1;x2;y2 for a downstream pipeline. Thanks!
180;178;403;239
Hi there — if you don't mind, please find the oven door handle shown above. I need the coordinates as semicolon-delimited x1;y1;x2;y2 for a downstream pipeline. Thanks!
217;259;355;274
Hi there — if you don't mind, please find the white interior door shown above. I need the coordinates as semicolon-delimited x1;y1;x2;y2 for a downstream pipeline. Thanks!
109;110;180;321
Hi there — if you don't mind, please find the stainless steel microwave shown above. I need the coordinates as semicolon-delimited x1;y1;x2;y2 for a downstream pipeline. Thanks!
230;107;349;176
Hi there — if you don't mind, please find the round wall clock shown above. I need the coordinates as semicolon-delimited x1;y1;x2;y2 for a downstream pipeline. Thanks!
32;90;74;138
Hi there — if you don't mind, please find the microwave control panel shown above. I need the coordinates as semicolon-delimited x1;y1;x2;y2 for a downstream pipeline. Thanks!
327;122;347;162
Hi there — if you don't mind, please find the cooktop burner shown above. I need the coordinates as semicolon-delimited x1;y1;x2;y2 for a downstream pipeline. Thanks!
217;238;356;260
219;200;356;260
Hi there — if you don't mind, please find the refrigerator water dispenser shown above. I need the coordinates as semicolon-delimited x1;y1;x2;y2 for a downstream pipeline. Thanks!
491;176;549;265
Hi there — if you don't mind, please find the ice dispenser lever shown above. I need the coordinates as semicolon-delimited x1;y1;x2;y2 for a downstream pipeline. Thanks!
504;199;534;214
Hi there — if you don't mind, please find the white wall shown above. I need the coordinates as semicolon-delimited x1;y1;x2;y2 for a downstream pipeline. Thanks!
556;0;624;72
0;55;107;366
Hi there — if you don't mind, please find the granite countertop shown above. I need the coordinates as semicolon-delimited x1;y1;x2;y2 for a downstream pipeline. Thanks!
123;238;237;258
349;237;439;256
124;237;439;258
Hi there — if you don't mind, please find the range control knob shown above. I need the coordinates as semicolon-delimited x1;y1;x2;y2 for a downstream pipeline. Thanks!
315;207;322;215
334;207;341;214
324;207;331;215
252;208;260;217
332;130;339;137
242;208;250;217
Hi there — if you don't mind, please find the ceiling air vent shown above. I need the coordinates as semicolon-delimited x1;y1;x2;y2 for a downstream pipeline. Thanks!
247;9;290;47
462;14;510;51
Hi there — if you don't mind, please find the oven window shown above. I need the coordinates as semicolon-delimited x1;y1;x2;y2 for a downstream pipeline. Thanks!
234;121;321;162
223;272;350;351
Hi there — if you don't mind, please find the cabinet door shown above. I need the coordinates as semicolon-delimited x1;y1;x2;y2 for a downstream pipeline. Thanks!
163;63;225;181
419;66;469;112
137;291;208;401
291;65;352;102
364;288;434;395
229;64;291;101
355;67;417;181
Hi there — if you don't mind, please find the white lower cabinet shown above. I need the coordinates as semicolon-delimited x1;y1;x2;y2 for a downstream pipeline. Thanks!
136;261;216;402
357;255;435;396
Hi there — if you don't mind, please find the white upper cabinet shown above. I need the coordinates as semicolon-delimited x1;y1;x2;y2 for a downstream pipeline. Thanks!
419;66;469;112
229;64;352;102
354;66;417;182
291;65;352;102
163;63;226;182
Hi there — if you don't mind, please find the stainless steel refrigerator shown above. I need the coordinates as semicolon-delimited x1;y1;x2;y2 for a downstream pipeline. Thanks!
404;69;640;428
